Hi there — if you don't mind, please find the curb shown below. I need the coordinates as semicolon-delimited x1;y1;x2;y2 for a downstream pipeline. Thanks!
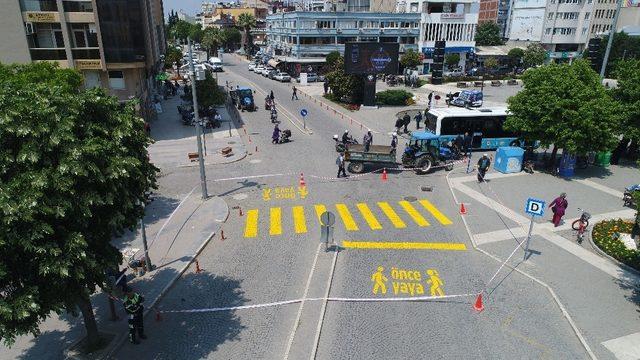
587;225;640;277
102;195;230;359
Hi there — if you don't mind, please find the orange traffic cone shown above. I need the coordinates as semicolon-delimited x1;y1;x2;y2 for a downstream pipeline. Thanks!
195;259;202;273
382;168;388;181
460;203;467;215
299;173;306;187
473;293;484;312
238;207;243;216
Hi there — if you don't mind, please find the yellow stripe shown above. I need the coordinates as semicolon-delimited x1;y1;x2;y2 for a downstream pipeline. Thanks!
378;202;406;228
315;204;327;224
244;209;259;238
269;207;282;236
398;201;430;227
335;204;359;231
292;206;307;234
342;241;467;251
356;203;382;230
419;199;453;225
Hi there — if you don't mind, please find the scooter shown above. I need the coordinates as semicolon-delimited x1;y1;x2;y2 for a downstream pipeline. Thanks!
523;160;535;174
278;129;292;144
271;109;278;123
333;134;358;152
623;184;640;207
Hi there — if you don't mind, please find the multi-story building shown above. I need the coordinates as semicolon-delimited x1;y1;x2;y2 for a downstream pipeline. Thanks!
497;0;511;36
266;11;420;74
540;0;594;61
1;0;166;119
588;0;618;37
506;0;547;41
400;0;479;71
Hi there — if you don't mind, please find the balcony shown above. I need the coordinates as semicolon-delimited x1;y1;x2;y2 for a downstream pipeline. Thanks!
72;48;100;59
20;0;57;11
30;48;66;60
422;12;479;24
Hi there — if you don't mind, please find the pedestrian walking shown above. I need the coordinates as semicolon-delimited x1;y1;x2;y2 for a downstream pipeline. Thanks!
323;80;329;95
549;193;568;227
269;90;274;101
336;152;347;178
291;85;298;100
428;92;433;109
363;130;373;152
454;134;464;156
414;111;423;129
123;289;146;344
476;153;491;182
272;124;281;144
390;132;398;152
463;131;472;156
402;113;411;133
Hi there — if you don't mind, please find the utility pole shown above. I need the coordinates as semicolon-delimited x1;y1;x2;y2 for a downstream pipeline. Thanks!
600;0;623;79
140;214;153;272
188;38;209;199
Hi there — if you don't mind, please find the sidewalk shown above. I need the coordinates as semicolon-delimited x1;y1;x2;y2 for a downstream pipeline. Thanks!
148;94;247;168
1;191;228;360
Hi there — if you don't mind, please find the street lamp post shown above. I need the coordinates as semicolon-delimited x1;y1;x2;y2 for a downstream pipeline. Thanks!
188;38;209;200
600;0;623;79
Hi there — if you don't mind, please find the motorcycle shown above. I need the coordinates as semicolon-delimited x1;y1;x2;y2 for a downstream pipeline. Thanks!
333;134;358;152
523;159;535;174
278;129;292;144
623;184;640;207
270;109;278;123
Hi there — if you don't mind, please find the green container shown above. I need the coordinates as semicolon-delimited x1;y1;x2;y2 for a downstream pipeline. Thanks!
595;151;611;167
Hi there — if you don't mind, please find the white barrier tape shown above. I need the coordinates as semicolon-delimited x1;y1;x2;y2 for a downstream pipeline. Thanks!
158;293;476;314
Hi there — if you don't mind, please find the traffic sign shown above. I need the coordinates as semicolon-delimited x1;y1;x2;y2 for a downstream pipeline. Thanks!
300;109;308;117
525;198;545;217
320;211;335;226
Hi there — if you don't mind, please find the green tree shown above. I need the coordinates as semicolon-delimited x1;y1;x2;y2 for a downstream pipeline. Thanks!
222;27;242;49
325;51;341;68
170;20;194;42
595;32;640;77
484;57;499;70
523;43;546;68
196;71;226;108
167;10;179;28
506;60;621;166
445;53;460;68
189;24;204;44
165;45;182;68
202;27;225;56
400;49;422;69
507;47;524;67
612;59;640;144
326;56;363;103
0;63;157;348
475;22;503;46
236;13;257;51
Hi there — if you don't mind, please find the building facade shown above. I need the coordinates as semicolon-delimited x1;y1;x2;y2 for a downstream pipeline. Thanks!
1;0;166;119
478;0;499;22
506;0;547;41
540;0;594;61
400;0;479;71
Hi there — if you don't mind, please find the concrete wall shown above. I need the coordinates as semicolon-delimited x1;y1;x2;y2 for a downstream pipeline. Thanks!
0;0;32;64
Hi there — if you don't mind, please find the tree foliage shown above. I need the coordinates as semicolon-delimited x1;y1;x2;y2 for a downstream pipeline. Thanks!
475;22;503;46
222;27;242;49
169;20;195;42
595;32;640;77
201;27;226;56
0;63;157;347
506;60;621;155
484;57;499;70
523;43;546;68
196;71;226;108
326;56;363;104
325;51;341;68
165;45;182;68
400;49;422;69
445;53;460;68
237;13;257;50
612;59;640;143
507;48;524;66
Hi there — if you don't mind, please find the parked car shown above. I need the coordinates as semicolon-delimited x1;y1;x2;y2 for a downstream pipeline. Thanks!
208;57;223;72
317;74;326;82
255;65;265;74
274;72;291;82
443;69;464;77
248;62;257;71
261;67;274;77
297;73;318;83
450;89;483;107
267;69;278;79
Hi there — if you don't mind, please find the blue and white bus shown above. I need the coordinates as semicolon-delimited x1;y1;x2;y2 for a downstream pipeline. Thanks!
425;107;522;150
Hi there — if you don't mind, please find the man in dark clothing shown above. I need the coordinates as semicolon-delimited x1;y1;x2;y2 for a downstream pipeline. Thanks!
476;153;491;182
454;134;464;155
123;289;146;344
337;152;347;178
272;124;281;144
428;92;433;109
363;130;373;152
390;132;398;153
342;130;352;144
463;132;472;156
291;86;299;100
414;111;423;129
269;90;274;101
323;80;329;95
402;113;411;133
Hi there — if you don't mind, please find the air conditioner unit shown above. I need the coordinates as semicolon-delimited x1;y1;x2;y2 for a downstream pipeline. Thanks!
336;28;342;33
25;22;34;35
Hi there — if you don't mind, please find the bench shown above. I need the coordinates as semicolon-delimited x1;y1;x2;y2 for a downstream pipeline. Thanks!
507;79;518;85
474;81;484;87
491;80;502;87
456;81;468;88
188;152;199;162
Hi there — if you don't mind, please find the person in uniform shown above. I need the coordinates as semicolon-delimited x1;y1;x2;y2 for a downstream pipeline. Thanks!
123;289;147;344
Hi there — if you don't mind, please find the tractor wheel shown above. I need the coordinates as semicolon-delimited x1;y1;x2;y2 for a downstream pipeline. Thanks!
348;162;364;174
416;156;433;174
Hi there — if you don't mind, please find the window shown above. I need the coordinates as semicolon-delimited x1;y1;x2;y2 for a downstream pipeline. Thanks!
582;27;587;35
545;27;551;34
548;12;554;19
585;12;590;19
83;71;100;88
63;1;92;12
108;71;125;89
20;0;57;11
71;23;98;48
410;2;419;12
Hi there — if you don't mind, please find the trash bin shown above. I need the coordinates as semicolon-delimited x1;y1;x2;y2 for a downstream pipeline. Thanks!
493;146;525;174
558;153;576;177
595;151;611;167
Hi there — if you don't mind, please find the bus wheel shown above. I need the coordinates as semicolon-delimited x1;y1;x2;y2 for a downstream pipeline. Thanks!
416;156;433;174
445;161;454;171
348;162;364;174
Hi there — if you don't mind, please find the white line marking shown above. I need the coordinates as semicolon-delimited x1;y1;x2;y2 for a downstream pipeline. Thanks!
602;332;640;360
210;173;292;182
310;249;338;360
574;178;625;198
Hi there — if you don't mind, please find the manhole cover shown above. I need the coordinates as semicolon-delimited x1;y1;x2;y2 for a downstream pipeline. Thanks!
228;141;236;145
404;196;417;202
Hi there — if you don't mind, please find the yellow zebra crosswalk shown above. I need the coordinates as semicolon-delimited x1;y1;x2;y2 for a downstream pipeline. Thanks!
243;199;453;238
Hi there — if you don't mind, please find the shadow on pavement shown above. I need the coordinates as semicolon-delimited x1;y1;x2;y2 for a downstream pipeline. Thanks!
614;273;640;316
218;180;266;197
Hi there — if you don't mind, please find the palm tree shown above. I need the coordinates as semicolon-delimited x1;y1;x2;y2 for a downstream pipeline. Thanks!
236;13;257;52
202;27;225;57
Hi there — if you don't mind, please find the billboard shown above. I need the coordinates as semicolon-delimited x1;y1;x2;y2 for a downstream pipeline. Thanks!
344;42;399;75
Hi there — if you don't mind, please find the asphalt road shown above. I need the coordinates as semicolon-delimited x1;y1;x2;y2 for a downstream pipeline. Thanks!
113;56;596;359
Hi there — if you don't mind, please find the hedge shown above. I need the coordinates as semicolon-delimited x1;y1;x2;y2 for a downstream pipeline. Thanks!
376;90;414;106
592;218;640;271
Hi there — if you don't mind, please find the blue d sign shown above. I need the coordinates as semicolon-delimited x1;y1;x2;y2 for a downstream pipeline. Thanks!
525;198;545;217
300;109;308;117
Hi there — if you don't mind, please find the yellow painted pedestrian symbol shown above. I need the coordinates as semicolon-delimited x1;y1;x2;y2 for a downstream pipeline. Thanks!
371;266;388;294
298;186;308;199
262;188;272;201
426;269;445;296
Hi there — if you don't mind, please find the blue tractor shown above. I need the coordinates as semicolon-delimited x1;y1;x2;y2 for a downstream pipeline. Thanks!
401;132;455;174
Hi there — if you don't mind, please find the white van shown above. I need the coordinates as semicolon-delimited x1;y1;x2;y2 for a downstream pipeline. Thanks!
208;57;223;72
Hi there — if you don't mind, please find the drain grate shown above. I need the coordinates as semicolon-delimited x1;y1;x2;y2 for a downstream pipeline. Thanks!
404;196;417;202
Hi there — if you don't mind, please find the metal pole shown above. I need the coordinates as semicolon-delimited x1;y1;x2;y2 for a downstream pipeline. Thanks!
228;118;232;137
188;38;209;199
303;115;306;129
141;215;153;272
600;0;623;79
523;215;535;260
201;121;208;156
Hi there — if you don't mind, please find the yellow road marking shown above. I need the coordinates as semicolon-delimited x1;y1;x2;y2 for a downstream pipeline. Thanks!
419;199;453;225
244;209;259;238
314;204;327;224
292;206;307;234
269;207;282;236
398;201;430;227
356;203;382;230
342;241;467;251
335;204;359;231
378;202;406;228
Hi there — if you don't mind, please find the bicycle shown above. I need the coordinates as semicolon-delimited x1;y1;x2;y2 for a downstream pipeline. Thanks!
571;208;591;244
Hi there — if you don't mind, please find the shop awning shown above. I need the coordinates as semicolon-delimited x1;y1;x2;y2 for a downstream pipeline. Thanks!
268;59;281;67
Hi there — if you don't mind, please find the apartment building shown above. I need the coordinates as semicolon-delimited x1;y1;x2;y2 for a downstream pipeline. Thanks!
506;0;547;41
589;0;619;36
478;0;499;22
400;0;479;71
0;0;166;118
